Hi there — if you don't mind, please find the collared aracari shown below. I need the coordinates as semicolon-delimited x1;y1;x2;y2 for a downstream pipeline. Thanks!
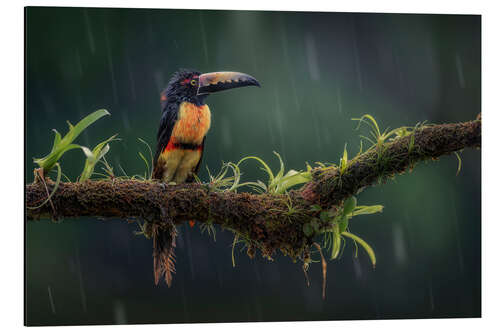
151;69;260;286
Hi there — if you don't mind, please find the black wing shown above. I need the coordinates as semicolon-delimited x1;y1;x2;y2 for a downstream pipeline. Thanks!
152;102;179;179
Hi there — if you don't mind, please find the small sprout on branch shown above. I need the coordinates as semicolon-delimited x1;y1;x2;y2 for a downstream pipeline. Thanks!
137;138;154;180
236;152;312;194
339;144;349;175
79;134;118;182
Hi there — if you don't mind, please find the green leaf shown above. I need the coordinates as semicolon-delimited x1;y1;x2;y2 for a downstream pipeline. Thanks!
34;109;110;173
331;225;341;259
227;162;242;192
79;134;117;182
34;143;82;171
237;155;275;186
138;138;154;180
303;223;314;237
274;151;285;181
339;215;349;233
256;180;268;191
275;170;311;194
340;143;348;173
352;114;381;139
343;196;357;215
310;205;322;212
320;211;330;223
341;231;376;268
49;129;62;154
352;205;384;216
408;133;415;152
138;151;150;178
60;109;110;147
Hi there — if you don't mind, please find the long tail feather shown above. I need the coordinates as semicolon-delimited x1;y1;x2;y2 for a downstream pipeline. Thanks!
152;224;177;287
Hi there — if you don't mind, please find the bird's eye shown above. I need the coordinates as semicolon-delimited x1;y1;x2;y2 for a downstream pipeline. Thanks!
190;79;197;86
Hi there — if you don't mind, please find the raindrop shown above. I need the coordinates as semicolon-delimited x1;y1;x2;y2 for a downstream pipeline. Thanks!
254;291;263;321
214;262;223;289
199;12;209;65
266;113;277;147
305;34;320;81
40;93;56;117
121;108;131;132
250;39;258;73
125;53;137;101
183;224;196;280
75;86;90;147
353;257;363;280
450;196;464;274
154;70;165;94
371;289;381;318
393;47;408;96
273;89;286;153
113;300;127;324
47;285;56;314
83;10;95;54
179;281;189;321
309;101;322;149
177;231;185;249
278;16;299;112
351;20;363;92
75;245;87;312
303;280;323;312
245;304;252;321
147;16;155;45
455;53;466;88
253;261;262;284
75;48;83;77
428;279;435;312
336;83;343;114
392;223;407;265
104;25;118;105
219;116;232;149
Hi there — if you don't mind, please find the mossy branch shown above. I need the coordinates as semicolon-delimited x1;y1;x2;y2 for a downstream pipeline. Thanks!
301;117;481;207
26;117;481;260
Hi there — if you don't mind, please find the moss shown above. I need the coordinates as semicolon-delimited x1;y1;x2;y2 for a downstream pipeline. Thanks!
26;118;481;266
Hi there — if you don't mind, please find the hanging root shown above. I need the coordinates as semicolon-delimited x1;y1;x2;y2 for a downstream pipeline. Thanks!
313;242;327;300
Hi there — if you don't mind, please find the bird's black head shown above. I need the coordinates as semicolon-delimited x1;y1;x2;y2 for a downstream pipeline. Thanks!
162;69;204;107
161;69;260;110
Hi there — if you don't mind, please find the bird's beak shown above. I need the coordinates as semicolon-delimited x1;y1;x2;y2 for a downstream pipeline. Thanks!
197;71;260;95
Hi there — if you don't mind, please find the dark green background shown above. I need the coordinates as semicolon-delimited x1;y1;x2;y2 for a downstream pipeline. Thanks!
25;7;481;326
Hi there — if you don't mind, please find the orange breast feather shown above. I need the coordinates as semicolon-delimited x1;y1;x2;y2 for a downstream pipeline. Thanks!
169;102;211;147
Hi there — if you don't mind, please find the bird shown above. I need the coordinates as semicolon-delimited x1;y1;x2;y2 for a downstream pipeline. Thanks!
151;69;260;286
